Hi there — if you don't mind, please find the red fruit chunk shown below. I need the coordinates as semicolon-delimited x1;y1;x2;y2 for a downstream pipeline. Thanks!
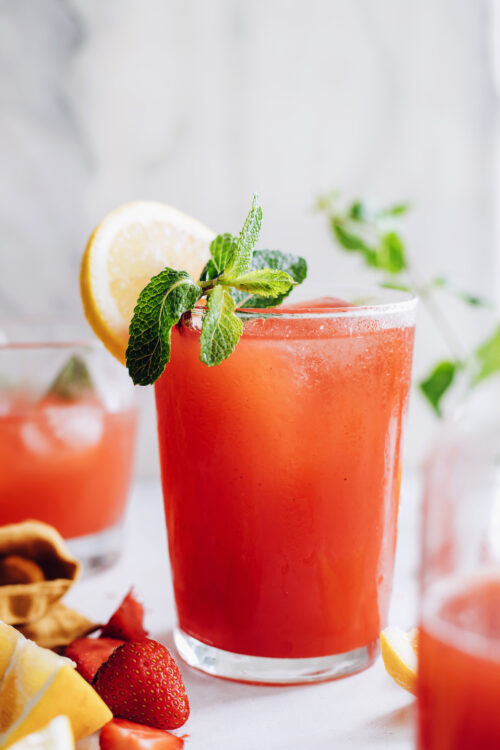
65;637;124;682
93;639;190;730
100;719;184;750
101;588;148;642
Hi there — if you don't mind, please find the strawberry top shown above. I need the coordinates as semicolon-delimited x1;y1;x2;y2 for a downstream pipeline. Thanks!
100;588;148;642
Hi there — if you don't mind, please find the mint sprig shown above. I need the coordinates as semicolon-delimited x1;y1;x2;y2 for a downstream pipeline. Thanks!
126;196;307;385
47;355;94;400
319;191;499;416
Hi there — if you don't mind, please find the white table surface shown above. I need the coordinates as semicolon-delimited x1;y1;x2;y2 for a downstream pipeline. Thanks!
69;477;420;750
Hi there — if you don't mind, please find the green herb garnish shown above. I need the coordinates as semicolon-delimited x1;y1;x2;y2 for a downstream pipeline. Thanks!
47;354;93;400
318;192;500;416
472;325;500;385
126;196;307;385
419;361;459;417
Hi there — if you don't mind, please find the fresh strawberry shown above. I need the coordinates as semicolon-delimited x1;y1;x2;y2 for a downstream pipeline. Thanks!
93;640;189;730
100;588;148;642
65;636;124;682
99;719;184;750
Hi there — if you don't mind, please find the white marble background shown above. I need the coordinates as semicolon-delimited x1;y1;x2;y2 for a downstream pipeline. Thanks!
0;0;498;475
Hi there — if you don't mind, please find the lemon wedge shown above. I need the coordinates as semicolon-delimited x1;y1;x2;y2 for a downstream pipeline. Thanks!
80;201;214;362
7;717;73;750
0;623;21;683
380;626;418;695
0;621;111;749
0;638;68;735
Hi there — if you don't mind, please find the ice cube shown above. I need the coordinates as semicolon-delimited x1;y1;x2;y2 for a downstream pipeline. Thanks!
44;404;104;449
21;421;52;454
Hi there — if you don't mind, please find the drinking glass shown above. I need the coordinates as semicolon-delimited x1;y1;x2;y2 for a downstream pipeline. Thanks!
0;323;138;573
155;289;417;683
418;376;500;748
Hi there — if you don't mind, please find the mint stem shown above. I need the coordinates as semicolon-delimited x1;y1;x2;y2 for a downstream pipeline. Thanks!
406;262;466;364
199;280;216;291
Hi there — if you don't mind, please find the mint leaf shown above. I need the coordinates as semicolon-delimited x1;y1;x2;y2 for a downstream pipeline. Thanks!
348;200;409;222
332;218;408;273
472;326;500;385
226;268;295;298
331;220;371;253
325;196;408;274
380;281;412;293
47;355;93;400
200;285;243;366
224;195;262;278
200;233;238;281
419;360;458;416
377;203;410;218
230;250;308;308
348;201;367;220
126;268;201;385
376;232;407;273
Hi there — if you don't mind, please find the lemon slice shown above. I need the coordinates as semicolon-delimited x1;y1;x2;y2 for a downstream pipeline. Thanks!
0;623;21;683
0;639;68;734
380;626;419;695
0;621;111;749
80;201;215;362
4;664;111;748
8;717;73;750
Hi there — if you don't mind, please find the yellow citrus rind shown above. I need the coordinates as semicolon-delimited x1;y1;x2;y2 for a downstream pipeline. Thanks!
380;626;419;695
80;201;214;363
7;716;74;750
0;621;111;749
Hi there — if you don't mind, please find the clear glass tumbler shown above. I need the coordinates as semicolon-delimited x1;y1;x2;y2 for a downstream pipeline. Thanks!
418;376;500;749
155;289;417;684
0;323;138;573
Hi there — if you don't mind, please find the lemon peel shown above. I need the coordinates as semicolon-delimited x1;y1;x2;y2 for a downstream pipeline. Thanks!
380;626;419;695
80;201;214;362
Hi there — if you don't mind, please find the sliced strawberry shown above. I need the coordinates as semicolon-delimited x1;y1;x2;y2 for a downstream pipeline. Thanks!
93;639;189;730
65;637;124;682
99;719;184;750
100;588;148;642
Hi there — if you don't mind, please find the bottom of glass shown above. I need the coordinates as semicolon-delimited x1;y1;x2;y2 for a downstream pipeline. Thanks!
66;521;124;576
174;628;379;685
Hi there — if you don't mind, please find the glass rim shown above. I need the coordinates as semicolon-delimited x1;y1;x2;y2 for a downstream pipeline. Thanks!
0;318;100;350
192;286;418;320
0;339;101;351
0;288;418;349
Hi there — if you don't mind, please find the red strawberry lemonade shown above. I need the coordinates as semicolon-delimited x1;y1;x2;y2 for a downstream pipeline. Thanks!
155;293;416;681
418;573;500;750
0;391;136;539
